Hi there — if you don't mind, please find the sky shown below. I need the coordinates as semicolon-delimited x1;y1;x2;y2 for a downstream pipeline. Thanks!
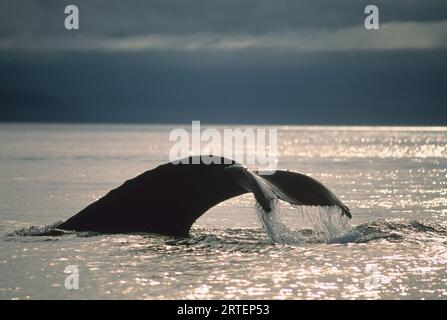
0;0;446;124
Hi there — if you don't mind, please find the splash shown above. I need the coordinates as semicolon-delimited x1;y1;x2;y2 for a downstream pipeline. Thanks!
255;199;351;244
7;221;73;237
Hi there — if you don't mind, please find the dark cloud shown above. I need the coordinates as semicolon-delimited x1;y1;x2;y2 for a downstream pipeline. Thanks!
1;0;446;39
0;1;446;124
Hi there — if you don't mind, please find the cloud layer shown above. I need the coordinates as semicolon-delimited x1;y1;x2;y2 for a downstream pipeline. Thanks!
1;0;447;52
2;20;446;51
0;1;446;124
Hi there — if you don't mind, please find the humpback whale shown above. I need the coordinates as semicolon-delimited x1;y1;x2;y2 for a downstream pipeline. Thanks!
59;156;350;236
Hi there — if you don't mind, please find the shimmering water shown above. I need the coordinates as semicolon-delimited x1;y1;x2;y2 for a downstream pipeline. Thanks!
0;124;446;299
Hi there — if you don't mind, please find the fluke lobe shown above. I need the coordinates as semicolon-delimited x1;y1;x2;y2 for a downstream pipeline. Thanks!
59;156;350;236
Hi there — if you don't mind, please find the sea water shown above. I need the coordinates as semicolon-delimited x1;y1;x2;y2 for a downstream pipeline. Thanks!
0;124;446;299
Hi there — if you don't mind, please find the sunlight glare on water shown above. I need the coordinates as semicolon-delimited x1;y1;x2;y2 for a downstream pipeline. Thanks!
0;124;447;299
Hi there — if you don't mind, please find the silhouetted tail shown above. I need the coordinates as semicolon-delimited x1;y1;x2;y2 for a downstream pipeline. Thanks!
59;156;351;236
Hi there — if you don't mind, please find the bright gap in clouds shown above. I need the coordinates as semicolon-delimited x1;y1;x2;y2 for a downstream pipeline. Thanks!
1;20;446;52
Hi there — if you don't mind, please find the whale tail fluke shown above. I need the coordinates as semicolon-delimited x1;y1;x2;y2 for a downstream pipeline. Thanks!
59;156;350;236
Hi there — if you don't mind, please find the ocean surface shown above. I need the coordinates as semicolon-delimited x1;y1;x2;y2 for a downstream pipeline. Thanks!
0;124;446;299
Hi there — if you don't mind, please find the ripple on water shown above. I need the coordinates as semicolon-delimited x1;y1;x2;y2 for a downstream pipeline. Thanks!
2;213;447;299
